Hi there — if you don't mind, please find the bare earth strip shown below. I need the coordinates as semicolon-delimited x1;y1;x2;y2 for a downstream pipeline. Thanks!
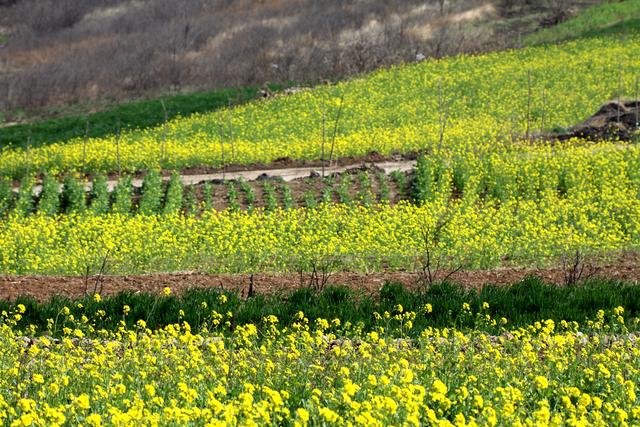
1;253;639;301
117;160;416;191
21;157;417;194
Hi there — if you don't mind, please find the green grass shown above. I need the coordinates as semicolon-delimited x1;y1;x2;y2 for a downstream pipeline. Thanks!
0;84;284;149
525;0;640;45
5;277;640;336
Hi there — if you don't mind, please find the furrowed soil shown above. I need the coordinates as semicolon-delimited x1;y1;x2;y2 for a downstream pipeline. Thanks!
93;152;415;183
1;253;638;302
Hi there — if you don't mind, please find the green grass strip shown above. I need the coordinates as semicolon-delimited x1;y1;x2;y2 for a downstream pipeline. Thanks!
0;84;284;149
525;0;640;45
4;277;640;336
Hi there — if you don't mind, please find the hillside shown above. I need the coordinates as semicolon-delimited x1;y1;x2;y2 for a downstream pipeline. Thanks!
0;31;638;178
0;5;638;275
0;0;597;118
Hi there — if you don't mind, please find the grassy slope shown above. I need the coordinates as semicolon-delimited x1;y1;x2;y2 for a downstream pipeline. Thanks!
0;84;284;149
525;0;640;45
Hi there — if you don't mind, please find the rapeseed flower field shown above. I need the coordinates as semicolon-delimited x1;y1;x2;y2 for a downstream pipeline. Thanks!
1;303;639;426
0;35;638;178
0;141;638;274
0;185;637;274
0;24;636;276
2;5;640;426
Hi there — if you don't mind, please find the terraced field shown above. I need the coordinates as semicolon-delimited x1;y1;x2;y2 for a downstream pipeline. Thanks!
0;35;639;178
1;1;640;425
0;31;637;276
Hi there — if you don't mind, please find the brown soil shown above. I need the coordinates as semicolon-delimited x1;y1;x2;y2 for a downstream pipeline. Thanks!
23;151;415;190
101;151;416;182
171;164;409;212
555;100;640;142
2;253;639;302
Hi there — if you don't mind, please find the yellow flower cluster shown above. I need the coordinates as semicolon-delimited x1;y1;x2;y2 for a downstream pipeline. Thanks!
0;181;637;275
0;307;638;426
0;34;638;178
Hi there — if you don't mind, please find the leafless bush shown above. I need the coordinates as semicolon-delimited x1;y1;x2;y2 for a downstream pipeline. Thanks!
297;255;339;293
561;250;599;287
416;206;465;288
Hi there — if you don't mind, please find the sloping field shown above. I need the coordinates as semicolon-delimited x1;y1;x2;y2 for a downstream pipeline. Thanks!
0;26;638;275
0;34;639;178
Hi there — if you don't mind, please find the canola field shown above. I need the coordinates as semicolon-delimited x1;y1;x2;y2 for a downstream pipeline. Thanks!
1;141;638;274
0;28;638;277
0;30;637;276
0;35;638;178
0;189;638;274
1;303;639;426
2;4;640;425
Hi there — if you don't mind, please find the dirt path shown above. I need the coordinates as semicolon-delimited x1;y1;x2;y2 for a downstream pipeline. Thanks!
117;160;416;191
23;159;416;194
2;256;639;302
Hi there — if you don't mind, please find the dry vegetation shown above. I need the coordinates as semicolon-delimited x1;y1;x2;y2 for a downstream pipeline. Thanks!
0;0;589;116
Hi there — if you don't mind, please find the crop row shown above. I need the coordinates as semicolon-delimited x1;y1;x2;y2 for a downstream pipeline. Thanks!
0;169;409;218
0;185;637;275
0;303;638;425
411;142;640;203
0;34;638;179
2;141;637;219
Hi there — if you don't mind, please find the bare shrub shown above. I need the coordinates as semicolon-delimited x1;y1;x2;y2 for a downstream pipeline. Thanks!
415;205;466;288
561;250;600;287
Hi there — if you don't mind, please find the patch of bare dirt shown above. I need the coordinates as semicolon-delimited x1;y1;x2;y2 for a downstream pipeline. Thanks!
1;253;639;302
103;151;415;181
555;100;640;142
21;152;414;187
